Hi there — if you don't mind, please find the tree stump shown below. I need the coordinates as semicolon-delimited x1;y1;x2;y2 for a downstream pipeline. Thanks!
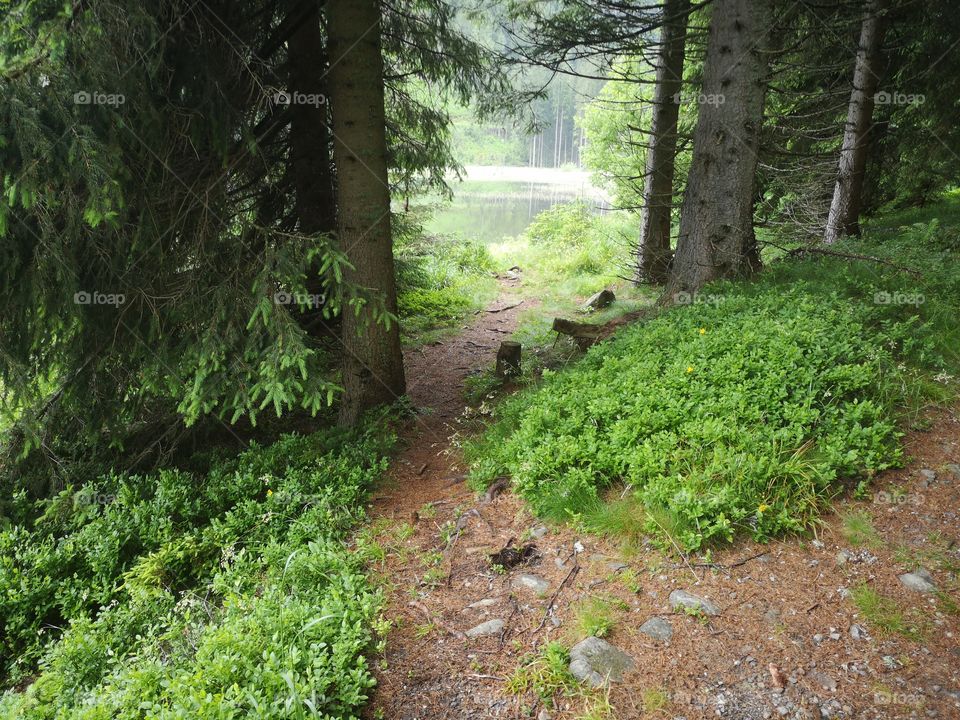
495;341;522;377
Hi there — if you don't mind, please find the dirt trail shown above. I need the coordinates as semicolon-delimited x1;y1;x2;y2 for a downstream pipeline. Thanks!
364;285;960;720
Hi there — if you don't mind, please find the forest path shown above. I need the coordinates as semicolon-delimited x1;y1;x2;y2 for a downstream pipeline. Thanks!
362;282;960;720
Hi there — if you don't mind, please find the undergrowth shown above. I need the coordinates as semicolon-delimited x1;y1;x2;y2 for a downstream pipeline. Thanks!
0;421;395;719
468;202;960;551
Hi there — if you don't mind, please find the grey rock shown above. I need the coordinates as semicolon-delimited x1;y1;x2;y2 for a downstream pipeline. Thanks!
849;623;869;640
465;619;504;638
639;616;673;642
536;710;552;720
607;561;629;572
944;463;960;480
582;289;615;311
899;567;937;592
809;671;837;692
669;589;720;616
512;573;549;594
530;525;549;539
568;636;635;687
920;468;937;481
465;598;499;610
836;550;854;566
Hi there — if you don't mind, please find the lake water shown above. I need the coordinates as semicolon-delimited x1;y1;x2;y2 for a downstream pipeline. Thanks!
422;166;612;242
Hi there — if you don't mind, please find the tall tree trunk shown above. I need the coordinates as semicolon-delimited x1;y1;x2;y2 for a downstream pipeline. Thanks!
666;0;771;295
823;0;886;244
288;3;337;337
327;0;406;426
636;0;689;285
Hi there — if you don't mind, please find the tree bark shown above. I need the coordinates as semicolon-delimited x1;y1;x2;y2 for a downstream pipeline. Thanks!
288;3;337;338
665;0;772;295
327;0;406;425
289;5;336;239
636;0;689;284
823;0;886;244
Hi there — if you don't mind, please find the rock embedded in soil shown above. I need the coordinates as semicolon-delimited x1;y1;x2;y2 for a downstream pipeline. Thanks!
464;619;504;638
530;525;549;539
568;636;635;687
511;573;549;594
582;288;615;311
899;567;938;592
465;598;499;611
639;616;673;642
669;589;720;616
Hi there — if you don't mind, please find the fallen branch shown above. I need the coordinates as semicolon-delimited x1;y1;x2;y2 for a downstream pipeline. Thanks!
762;241;923;277
408;600;466;640
534;561;580;633
486;301;523;313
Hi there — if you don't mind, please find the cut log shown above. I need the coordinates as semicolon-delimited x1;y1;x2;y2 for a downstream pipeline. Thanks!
552;318;602;351
495;341;521;377
582;289;615;311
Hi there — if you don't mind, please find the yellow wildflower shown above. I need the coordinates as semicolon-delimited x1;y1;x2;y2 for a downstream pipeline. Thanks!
686;366;694;373
757;503;769;513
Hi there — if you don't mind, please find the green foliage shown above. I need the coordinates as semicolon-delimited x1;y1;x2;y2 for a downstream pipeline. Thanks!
571;597;618;639
0;422;394;718
469;210;960;550
396;217;498;338
505;642;576;707
840;510;882;549
851;584;927;640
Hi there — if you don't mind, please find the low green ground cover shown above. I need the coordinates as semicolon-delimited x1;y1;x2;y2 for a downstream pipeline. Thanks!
468;199;960;551
0;423;394;719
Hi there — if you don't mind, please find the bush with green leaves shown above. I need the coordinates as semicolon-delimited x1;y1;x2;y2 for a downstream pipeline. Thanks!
396;228;498;336
0;422;393;719
469;208;960;551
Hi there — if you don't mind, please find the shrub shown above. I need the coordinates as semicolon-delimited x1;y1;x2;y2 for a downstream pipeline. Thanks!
0;423;393;719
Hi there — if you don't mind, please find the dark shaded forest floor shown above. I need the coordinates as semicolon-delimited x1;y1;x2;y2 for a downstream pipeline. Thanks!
361;281;960;720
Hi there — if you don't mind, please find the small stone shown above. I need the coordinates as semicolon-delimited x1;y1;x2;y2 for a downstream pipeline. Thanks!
573;540;585;554
809;671;837;692
568;636;635;687
829;631;841;641
813;633;824;645
881;655;901;670
537;710;552;720
812;539;825;550
639;616;674;642
944;463;960;480
465;619;504;638
849;623;869;640
899;567;937;593
669;589;720;616
836;550;854;566
530;525;549;539
920;468;937;481
607;561;629;572
465;598;499;610
512;573;550;594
